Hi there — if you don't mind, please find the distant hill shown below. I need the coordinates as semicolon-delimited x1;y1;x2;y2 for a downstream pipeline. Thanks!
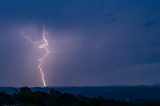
1;86;160;100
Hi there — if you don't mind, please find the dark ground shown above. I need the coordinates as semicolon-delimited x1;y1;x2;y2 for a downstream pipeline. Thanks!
1;86;160;106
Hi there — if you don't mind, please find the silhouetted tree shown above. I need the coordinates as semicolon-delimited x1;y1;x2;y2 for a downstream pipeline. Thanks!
1;87;160;106
0;91;13;105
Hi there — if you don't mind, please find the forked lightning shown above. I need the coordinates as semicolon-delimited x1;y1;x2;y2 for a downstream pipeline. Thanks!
23;29;49;87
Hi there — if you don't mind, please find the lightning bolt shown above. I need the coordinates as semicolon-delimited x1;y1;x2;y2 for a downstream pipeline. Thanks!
23;29;49;87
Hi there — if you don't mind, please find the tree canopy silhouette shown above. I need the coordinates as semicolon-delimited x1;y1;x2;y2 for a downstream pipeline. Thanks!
0;87;160;106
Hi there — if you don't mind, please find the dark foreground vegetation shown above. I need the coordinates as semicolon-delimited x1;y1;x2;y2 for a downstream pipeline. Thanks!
0;87;160;106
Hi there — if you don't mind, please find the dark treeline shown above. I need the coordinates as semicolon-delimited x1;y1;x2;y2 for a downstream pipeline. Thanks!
0;87;160;106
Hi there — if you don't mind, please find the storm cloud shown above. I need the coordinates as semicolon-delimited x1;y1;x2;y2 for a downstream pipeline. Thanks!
0;0;160;87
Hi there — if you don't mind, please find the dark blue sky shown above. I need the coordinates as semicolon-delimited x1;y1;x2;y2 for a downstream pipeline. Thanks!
0;0;160;87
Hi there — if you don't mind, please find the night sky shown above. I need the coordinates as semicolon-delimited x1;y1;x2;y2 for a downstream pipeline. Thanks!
0;0;160;87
